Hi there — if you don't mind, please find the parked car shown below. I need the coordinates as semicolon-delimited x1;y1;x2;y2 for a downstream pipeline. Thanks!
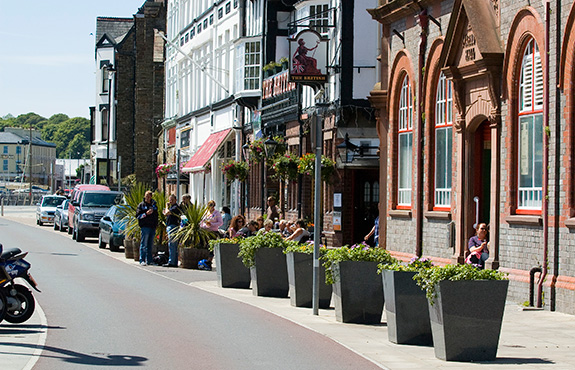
98;205;127;252
72;190;123;242
36;195;67;226
67;184;110;236
53;199;70;232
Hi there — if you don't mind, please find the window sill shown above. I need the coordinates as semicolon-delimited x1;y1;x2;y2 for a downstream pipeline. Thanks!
505;215;542;226
424;211;451;220
565;218;575;229
389;209;412;218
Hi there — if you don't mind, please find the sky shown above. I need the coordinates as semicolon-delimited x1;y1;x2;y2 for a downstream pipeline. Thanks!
0;0;146;120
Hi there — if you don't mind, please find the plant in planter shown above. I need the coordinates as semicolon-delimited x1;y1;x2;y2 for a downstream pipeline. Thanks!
298;153;336;182
249;138;266;163
119;182;147;260
284;241;332;308
221;160;249;182
378;257;434;345
174;202;217;269
271;153;300;182
323;243;397;324
263;61;278;77
155;163;174;178
209;237;250;289
414;264;509;361
239;231;293;297
279;56;289;70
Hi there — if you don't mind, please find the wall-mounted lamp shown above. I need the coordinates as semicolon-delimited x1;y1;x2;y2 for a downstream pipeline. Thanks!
337;134;378;164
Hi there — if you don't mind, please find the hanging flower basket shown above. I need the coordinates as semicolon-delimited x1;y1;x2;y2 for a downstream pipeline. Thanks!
271;154;299;181
298;153;336;182
155;163;174;178
221;160;249;182
249;139;266;163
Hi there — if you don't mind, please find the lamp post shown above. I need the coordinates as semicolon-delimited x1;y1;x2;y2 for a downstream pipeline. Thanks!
261;136;278;215
242;141;250;216
106;64;116;186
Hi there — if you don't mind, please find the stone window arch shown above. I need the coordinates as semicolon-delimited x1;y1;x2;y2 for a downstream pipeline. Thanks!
397;74;413;208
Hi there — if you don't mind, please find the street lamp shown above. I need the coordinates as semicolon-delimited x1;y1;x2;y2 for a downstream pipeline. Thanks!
106;64;116;186
337;134;360;163
264;136;278;157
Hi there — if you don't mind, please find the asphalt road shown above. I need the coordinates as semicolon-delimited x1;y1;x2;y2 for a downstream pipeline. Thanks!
0;212;380;369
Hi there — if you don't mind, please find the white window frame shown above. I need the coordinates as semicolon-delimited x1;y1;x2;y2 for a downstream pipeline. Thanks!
434;72;453;209
398;75;413;208
517;38;543;211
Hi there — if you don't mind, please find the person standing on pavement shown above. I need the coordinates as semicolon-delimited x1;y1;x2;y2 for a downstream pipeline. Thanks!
220;206;232;235
163;194;181;267
136;190;158;266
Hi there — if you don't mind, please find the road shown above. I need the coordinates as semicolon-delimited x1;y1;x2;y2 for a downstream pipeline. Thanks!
0;210;381;369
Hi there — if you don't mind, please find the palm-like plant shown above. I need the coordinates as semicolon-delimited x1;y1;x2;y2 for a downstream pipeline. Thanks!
174;202;216;249
119;182;148;240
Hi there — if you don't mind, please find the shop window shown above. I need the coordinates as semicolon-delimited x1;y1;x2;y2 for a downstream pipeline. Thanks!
397;75;413;208
517;38;543;212
434;72;453;209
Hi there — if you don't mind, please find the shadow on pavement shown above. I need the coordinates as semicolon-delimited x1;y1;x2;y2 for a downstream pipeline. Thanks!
0;343;147;366
477;357;554;365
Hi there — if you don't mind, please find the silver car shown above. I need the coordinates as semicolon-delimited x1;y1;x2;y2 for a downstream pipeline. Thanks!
53;199;70;232
36;195;66;226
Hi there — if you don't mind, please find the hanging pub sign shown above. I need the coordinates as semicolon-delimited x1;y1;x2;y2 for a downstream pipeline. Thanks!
289;29;327;84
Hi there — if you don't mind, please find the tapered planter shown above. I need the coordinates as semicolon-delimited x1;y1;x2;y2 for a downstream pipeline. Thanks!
179;247;210;269
382;270;432;345
132;238;140;262
332;261;384;324
250;247;288;298
214;242;251;288
429;280;509;361
286;252;332;308
123;238;134;259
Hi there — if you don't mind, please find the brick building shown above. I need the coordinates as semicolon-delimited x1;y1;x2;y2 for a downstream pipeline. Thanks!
91;1;166;188
368;0;575;314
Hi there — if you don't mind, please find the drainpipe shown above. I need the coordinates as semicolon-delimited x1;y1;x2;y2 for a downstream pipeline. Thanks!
537;0;550;308
415;8;429;257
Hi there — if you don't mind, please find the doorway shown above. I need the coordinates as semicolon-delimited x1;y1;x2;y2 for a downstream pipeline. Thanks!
352;169;380;245
469;120;491;234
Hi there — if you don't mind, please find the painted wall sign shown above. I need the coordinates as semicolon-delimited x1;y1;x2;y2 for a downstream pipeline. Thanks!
289;29;327;84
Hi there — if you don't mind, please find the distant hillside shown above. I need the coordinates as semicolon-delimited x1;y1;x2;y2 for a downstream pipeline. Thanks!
0;113;89;159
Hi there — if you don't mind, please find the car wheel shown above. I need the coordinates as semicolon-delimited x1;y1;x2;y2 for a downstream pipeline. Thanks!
59;220;66;232
98;233;106;249
75;228;85;242
38;220;43;226
67;223;73;235
53;220;59;231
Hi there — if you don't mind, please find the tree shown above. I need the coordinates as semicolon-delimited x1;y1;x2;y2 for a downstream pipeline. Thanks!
52;117;90;158
67;133;89;159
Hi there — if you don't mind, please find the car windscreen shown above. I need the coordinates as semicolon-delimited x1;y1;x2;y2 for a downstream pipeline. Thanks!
81;193;123;207
42;197;65;207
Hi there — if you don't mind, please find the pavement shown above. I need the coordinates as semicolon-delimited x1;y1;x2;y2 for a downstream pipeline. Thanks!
1;207;575;369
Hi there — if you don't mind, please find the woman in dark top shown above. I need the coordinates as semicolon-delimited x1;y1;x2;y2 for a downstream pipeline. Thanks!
163;194;181;267
466;223;489;269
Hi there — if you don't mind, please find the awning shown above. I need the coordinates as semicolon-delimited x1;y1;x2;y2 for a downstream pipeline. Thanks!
182;129;231;173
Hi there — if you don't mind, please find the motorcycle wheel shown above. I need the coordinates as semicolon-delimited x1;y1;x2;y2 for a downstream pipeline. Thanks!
5;284;35;324
0;290;7;323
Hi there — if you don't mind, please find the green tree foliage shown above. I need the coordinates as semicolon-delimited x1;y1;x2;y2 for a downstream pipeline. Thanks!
0;112;90;158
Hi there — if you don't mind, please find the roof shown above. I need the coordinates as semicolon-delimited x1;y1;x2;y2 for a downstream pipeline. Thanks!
95;17;134;47
182;129;232;173
0;131;56;148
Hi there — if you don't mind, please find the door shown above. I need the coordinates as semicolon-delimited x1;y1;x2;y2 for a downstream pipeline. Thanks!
352;169;380;246
469;120;491;233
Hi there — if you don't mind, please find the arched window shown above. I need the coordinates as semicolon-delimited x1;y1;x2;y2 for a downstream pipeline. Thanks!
398;75;413;207
434;72;453;209
517;38;543;211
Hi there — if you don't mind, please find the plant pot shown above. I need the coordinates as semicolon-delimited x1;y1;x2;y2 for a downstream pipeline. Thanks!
428;280;509;361
286;252;332;308
179;247;210;269
214;243;251;288
250;247;288;298
332;261;384;324
123;238;134;259
382;270;432;345
133;238;141;262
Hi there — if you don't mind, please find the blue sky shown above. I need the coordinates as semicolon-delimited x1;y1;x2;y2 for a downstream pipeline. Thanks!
0;0;146;119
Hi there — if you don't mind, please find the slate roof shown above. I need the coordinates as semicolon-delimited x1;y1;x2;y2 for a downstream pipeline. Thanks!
95;17;134;46
0;131;56;148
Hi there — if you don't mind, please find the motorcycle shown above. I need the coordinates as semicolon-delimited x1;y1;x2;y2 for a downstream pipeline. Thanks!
0;243;40;324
